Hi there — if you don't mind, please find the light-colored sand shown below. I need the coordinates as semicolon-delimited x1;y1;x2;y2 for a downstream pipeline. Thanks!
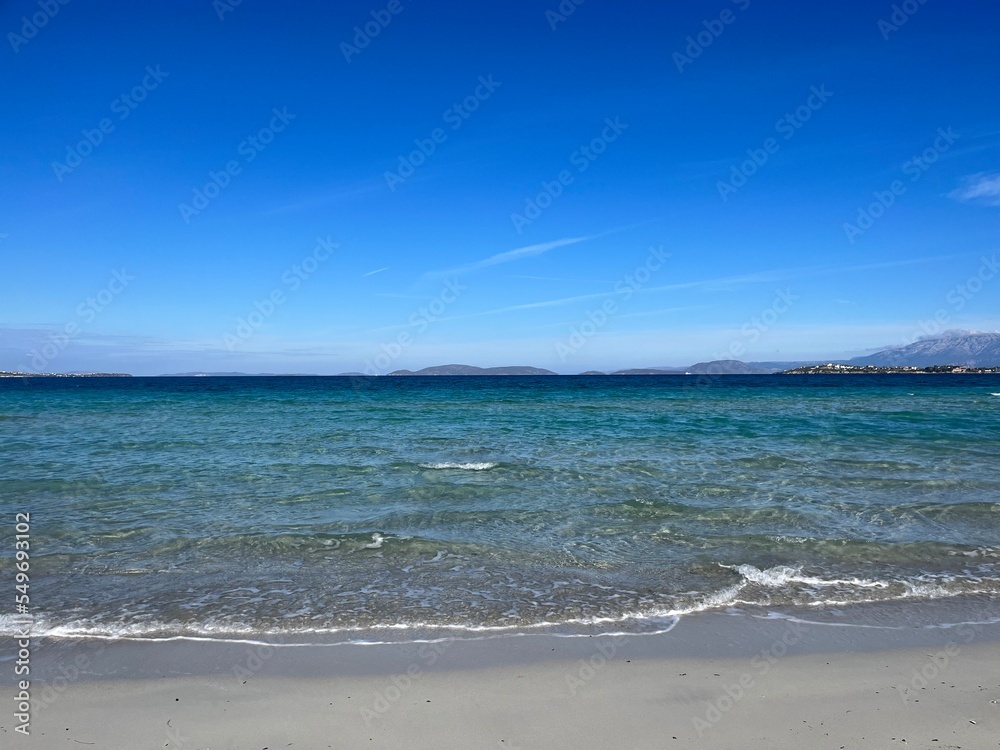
8;629;1000;749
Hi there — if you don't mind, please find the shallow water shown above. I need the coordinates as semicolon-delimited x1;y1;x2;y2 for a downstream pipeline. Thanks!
2;374;999;641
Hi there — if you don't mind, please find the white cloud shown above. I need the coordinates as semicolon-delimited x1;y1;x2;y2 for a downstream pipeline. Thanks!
949;172;1000;206
424;236;591;278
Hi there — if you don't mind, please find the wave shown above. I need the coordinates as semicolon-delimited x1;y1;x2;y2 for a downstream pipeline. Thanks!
5;564;998;643
0;610;684;643
359;532;386;549
418;462;498;470
727;563;888;590
725;563;1000;606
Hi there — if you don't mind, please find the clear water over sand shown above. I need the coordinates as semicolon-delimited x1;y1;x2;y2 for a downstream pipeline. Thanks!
2;374;999;640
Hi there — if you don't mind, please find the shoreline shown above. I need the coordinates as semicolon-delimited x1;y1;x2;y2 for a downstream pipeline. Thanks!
6;590;1000;650
8;596;1000;679
4;599;999;748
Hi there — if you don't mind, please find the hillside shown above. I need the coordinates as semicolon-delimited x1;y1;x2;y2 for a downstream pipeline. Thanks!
685;360;772;374
387;364;558;376
847;331;1000;367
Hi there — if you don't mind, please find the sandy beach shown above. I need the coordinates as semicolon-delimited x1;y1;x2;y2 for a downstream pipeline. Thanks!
4;603;998;749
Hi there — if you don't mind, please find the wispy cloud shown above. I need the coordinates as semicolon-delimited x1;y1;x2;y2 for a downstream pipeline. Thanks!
263;181;386;215
362;267;390;278
949;172;1000;206
506;274;610;284
614;305;708;320
640;252;976;296
370;251;976;334
373;292;428;300
359;289;612;335
424;236;591;279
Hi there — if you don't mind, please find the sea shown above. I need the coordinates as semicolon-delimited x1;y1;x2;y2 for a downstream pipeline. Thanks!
2;374;999;643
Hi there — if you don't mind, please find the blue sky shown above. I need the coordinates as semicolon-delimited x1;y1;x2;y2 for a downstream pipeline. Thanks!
1;0;998;374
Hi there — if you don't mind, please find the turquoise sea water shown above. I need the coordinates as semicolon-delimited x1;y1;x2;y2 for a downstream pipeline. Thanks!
1;375;999;641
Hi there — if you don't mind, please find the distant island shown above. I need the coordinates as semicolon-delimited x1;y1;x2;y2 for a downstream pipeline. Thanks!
0;371;132;378
159;372;318;377
388;365;557;376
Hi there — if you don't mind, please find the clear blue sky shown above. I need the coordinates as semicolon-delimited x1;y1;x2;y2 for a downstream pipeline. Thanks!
2;0;998;374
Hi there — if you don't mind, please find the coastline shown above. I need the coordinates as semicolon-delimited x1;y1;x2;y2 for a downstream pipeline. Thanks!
5;598;999;748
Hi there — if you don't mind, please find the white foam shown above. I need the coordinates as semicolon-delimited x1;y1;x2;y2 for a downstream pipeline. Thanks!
418;462;498;470
728;564;888;590
0;610;683;644
359;533;385;550
902;581;951;599
6;566;996;645
756;610;1000;632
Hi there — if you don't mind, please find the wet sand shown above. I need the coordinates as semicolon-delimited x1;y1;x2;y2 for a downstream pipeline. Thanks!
4;603;999;749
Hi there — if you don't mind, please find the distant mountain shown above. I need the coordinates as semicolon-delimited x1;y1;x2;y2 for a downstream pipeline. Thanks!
847;331;1000;367
387;364;557;376
652;361;821;373
686;359;771;374
615;360;778;375
0;371;132;377
747;361;823;373
610;368;685;375
158;372;316;376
